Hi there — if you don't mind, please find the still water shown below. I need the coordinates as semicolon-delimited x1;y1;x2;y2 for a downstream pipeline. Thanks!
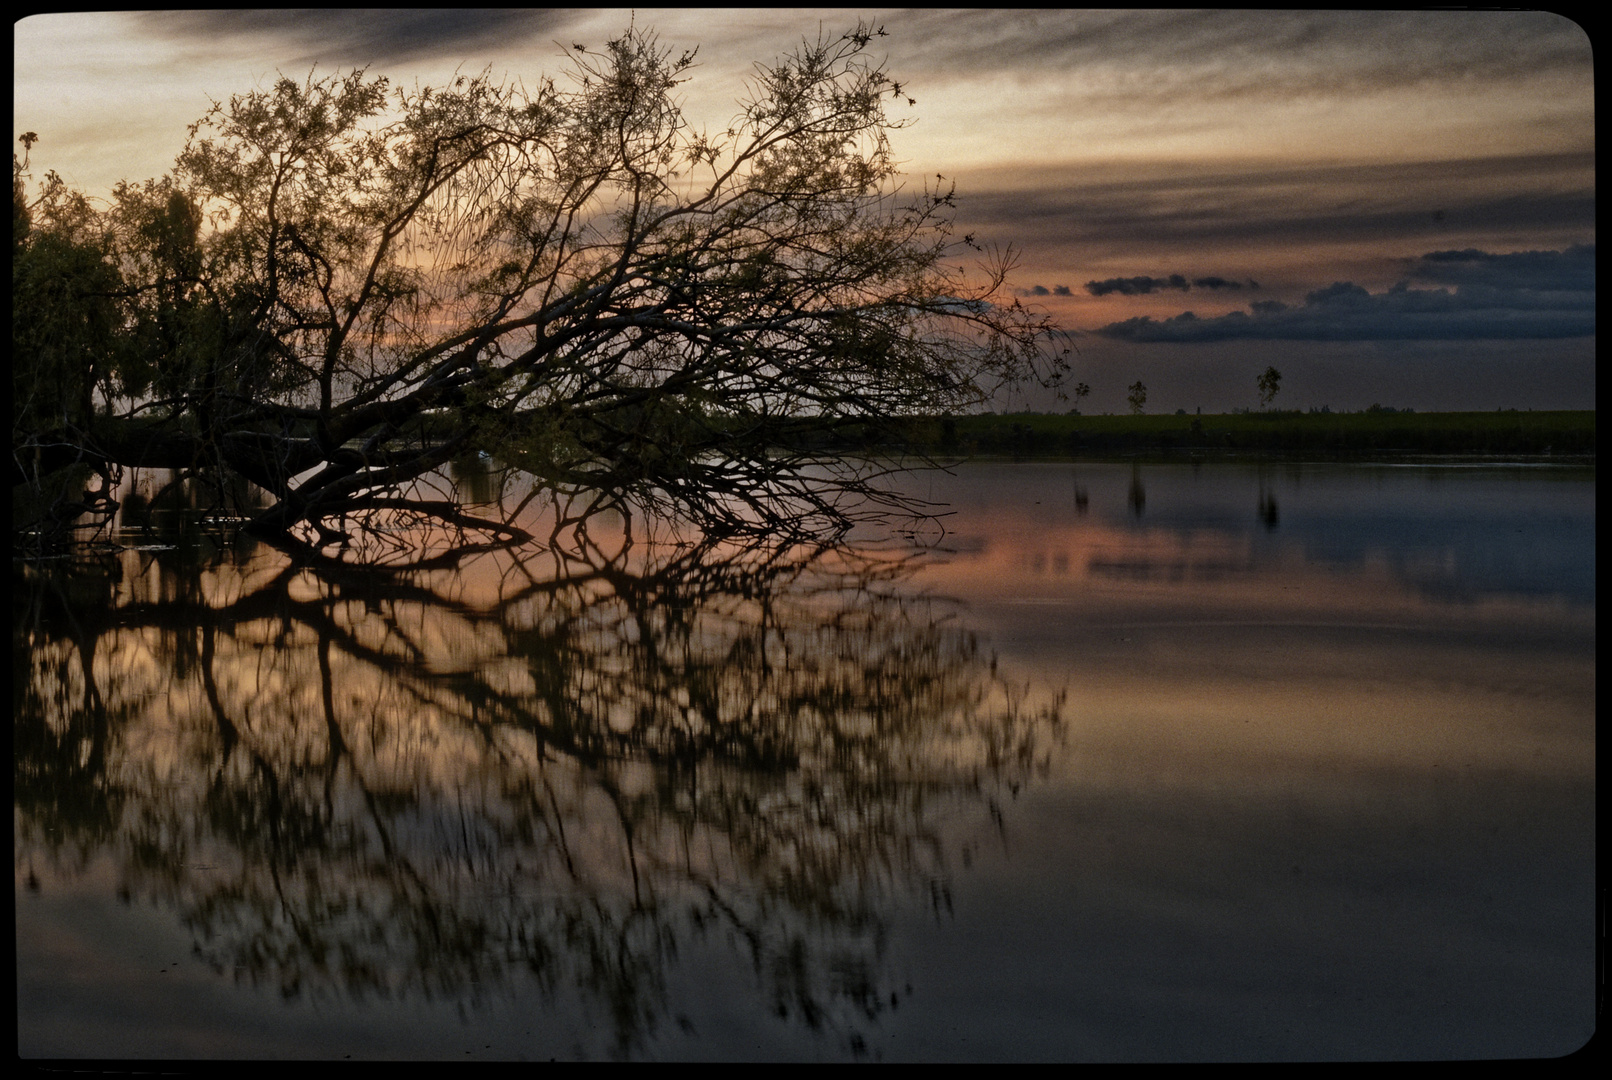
15;461;1595;1061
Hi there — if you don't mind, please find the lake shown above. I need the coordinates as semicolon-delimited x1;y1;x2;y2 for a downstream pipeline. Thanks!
14;459;1595;1061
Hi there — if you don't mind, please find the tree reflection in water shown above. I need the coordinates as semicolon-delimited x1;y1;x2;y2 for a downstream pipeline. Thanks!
14;519;1065;1058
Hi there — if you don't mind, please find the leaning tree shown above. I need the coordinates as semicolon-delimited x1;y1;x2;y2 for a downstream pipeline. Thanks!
13;23;1068;553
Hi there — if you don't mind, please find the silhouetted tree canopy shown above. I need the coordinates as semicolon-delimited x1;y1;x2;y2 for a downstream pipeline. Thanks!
1257;365;1282;407
12;23;1067;553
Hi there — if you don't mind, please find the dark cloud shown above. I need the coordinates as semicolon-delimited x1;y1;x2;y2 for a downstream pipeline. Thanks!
137;10;580;67
1408;244;1595;292
1094;245;1594;342
1084;273;1254;296
1085;274;1190;296
1052;285;1073;296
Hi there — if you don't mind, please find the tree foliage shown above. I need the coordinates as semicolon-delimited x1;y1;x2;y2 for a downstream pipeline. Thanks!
12;134;129;531
1126;380;1147;415
1257;365;1282;407
13;24;1067;554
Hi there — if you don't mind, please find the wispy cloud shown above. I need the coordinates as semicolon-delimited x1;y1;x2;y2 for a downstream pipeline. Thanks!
954;153;1596;260
134;10;582;67
1093;245;1594;342
894;10;1591;103
129;11;1594;115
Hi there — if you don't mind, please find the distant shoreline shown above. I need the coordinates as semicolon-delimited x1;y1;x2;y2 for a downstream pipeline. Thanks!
834;409;1596;462
379;408;1594;467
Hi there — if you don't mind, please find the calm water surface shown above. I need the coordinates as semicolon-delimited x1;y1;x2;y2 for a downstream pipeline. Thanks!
15;461;1595;1061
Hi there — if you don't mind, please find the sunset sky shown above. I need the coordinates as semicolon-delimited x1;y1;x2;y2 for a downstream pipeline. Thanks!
13;9;1595;413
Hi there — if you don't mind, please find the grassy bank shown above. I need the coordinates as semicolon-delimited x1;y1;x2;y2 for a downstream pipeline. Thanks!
882;410;1595;459
389;406;1595;463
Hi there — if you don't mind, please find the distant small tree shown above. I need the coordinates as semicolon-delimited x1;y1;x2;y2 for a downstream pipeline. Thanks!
1066;380;1090;414
1257;366;1282;408
1126;380;1147;415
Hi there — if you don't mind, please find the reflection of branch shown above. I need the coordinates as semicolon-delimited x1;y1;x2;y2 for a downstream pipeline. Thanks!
15;532;1063;1056
199;621;239;762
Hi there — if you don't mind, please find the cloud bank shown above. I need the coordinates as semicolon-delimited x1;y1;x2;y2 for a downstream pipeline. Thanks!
1094;245;1594;342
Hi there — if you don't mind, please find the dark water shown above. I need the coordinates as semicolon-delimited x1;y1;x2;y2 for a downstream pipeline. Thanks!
14;461;1595;1061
